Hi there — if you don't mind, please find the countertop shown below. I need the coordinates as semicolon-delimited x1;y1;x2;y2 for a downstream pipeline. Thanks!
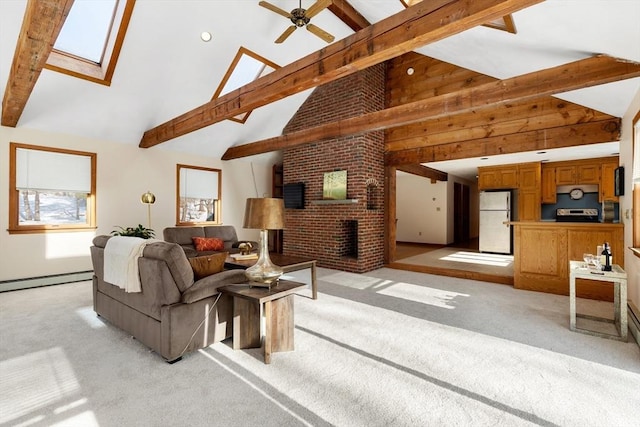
509;221;623;227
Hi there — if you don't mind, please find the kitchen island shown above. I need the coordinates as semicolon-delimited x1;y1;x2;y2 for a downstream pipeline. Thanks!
511;221;624;301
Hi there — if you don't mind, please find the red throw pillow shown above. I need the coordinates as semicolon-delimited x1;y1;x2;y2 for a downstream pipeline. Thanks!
192;236;224;252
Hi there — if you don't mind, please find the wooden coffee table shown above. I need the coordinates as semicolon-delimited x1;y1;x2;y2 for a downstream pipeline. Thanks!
225;253;318;299
219;280;306;364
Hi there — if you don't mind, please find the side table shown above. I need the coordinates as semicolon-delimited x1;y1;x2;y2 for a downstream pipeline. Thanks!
219;280;306;364
569;260;627;342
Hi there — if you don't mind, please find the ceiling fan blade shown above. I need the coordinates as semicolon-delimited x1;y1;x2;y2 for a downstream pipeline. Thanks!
275;25;297;43
259;1;292;19
305;0;332;19
306;23;335;43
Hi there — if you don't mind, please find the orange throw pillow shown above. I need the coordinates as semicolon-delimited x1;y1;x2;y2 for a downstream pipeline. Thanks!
188;252;228;280
192;236;224;252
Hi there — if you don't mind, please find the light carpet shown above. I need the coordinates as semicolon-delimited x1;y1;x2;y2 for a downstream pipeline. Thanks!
1;268;639;427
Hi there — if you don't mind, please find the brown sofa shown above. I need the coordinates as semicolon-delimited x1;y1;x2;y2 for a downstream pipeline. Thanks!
163;225;256;258
90;235;248;362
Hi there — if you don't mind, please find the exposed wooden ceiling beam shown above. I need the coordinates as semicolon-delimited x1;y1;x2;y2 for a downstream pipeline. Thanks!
1;0;74;127
328;0;370;31
140;0;543;148
397;164;448;181
221;55;640;160
385;119;621;166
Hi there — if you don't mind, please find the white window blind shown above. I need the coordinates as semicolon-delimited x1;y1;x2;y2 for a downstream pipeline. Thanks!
180;168;219;200
16;148;92;192
634;118;640;184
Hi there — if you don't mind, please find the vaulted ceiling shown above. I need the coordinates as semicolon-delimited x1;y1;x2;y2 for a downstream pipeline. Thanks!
1;0;639;180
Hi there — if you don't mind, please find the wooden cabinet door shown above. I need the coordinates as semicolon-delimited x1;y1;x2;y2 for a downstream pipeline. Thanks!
499;168;518;188
478;169;497;190
541;167;557;204
577;164;600;184
518;189;541;221
518;163;540;189
600;161;619;202
555;166;576;185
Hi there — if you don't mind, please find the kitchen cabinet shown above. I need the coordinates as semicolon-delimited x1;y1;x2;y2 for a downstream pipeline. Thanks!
600;160;619;202
555;163;600;185
577;164;599;184
477;166;518;190
518;189;541;221
555;166;576;185
541;166;557;204
512;222;624;301
517;163;541;221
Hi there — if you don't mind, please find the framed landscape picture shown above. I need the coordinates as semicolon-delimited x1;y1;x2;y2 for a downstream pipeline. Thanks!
323;170;347;200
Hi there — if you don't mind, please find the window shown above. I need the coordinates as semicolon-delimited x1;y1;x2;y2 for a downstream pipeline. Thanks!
45;0;135;86
9;143;97;234
177;165;221;226
212;47;280;123
632;110;640;250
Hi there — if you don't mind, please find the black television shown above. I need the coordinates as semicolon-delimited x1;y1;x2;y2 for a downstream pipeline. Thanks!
283;182;305;209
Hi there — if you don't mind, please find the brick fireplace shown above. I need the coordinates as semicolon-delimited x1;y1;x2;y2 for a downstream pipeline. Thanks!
281;64;386;273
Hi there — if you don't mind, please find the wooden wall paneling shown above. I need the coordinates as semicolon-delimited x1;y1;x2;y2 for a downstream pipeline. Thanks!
385;100;615;152
385;120;621;166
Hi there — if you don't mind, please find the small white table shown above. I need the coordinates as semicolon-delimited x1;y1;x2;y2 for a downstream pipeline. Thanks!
569;260;627;342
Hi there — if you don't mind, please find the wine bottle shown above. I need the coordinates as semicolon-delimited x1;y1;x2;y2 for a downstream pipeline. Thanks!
601;242;612;271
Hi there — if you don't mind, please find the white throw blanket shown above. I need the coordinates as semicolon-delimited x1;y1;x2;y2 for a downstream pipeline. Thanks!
104;236;159;293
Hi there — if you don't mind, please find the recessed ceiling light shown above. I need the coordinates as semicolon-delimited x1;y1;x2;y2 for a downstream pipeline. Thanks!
480;157;489;160
200;31;212;42
536;151;546;154
611;152;619;155
541;159;550;162
406;67;414;75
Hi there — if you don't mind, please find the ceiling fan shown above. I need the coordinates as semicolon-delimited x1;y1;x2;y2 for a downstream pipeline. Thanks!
259;0;335;44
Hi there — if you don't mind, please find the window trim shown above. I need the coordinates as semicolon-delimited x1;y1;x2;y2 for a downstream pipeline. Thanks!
176;164;222;226
632;110;640;254
44;0;136;86
8;142;97;234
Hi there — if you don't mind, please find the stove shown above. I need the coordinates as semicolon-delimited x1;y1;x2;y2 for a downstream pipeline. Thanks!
555;208;599;222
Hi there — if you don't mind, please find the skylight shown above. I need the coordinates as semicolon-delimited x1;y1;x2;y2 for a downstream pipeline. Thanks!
212;47;280;124
45;0;135;86
53;0;117;64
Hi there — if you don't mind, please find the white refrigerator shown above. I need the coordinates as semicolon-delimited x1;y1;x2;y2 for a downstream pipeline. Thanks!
479;191;512;254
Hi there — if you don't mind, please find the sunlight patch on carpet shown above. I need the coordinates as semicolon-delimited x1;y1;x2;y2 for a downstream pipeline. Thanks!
439;251;513;267
377;282;469;309
0;347;83;425
75;306;105;329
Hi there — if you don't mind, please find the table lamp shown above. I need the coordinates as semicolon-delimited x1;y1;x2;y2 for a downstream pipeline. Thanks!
243;198;285;286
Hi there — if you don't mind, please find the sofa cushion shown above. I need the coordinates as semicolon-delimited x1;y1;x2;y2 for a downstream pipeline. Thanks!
192;236;224;252
188;252;228;280
141;242;194;292
180;269;248;303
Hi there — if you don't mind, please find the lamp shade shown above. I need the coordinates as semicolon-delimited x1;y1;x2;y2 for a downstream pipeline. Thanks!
243;198;285;230
141;191;156;204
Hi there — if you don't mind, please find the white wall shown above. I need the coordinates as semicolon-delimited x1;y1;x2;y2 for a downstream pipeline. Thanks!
0;126;273;281
397;173;479;245
621;88;640;307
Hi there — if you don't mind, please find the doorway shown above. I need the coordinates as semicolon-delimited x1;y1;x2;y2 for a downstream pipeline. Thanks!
454;182;470;244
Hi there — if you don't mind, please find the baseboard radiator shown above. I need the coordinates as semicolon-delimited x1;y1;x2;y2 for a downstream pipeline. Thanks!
0;271;93;293
629;301;640;349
